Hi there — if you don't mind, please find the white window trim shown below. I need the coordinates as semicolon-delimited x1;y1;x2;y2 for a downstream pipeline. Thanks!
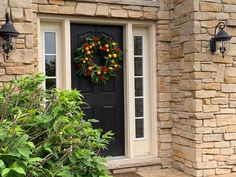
133;34;146;141
38;16;157;161
39;22;64;89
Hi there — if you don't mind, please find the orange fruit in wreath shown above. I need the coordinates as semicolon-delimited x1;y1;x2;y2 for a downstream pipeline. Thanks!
113;53;117;58
97;70;101;75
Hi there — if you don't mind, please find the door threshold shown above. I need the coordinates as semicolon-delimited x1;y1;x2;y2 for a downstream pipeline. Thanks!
107;156;161;170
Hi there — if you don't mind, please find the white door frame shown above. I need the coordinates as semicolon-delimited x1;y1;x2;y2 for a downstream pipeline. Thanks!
38;15;157;160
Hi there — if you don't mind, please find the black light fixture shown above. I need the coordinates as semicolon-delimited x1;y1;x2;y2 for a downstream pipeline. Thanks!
210;22;232;59
0;12;19;59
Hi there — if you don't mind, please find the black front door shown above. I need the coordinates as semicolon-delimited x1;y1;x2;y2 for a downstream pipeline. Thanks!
71;24;124;156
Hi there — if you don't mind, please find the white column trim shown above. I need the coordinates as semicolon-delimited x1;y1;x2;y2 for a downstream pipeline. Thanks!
124;23;135;159
63;19;71;89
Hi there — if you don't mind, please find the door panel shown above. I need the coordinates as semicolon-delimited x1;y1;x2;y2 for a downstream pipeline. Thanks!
71;24;125;156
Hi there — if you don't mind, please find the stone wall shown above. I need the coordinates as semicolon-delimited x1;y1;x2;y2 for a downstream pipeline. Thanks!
33;0;158;19
0;0;174;171
171;0;236;177
1;0;236;176
32;0;174;170
0;0;36;87
156;0;173;169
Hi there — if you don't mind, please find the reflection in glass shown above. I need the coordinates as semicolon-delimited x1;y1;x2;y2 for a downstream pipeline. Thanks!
135;78;143;97
135;119;144;138
45;32;56;54
135;98;143;117
134;36;143;55
45;55;56;76
134;57;143;76
46;79;56;89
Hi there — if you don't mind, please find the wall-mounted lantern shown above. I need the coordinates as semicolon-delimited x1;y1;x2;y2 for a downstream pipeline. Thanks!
210;22;232;59
0;13;19;59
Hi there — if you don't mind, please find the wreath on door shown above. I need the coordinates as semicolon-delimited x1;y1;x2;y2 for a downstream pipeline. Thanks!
74;34;122;85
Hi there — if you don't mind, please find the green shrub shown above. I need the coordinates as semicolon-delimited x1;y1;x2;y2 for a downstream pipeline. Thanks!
0;73;112;177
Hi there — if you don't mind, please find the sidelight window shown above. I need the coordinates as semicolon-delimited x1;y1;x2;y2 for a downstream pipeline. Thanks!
134;36;145;139
43;31;57;89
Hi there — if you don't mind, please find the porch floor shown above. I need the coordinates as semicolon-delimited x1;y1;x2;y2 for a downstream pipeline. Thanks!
113;169;236;177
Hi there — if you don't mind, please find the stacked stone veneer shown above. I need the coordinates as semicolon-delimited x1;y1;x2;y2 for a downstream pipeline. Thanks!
171;0;236;176
0;0;36;87
0;0;174;171
1;0;236;176
32;0;175;169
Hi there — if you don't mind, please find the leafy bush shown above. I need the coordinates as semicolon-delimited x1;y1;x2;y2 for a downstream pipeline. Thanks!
0;73;112;177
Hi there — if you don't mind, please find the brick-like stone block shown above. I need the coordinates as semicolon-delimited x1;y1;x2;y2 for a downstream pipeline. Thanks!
203;105;219;113
38;5;59;13
49;0;64;5
6;66;25;75
222;84;236;93
204;119;216;127
181;21;200;36
179;80;202;91
216;168;231;175
9;0;32;8
201;63;217;72
220;148;234;155
227;19;236;27
224;4;236;12
200;2;222;12
25;35;33;49
25;65;34;74
203;169;215;176
194;72;212;79
32;0;48;4
157;11;169;20
0;68;5;75
195;90;216;98
8;49;34;64
185;98;202;112
215;141;230;148
11;8;24;21
75;3;97;16
24;9;33;22
203;83;220;90
14;23;33;34
226;67;236;77
216;115;236;126
215;64;225;83
143;11;157;19
0;75;15;82
159;134;172;143
203;134;222;142
194;12;216;20
159;93;171;102
213;55;232;64
194;161;217;169
59;5;75;14
211;98;229;105
224;133;236;140
128;10;143;19
111;9;128;18
96;5;109;16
